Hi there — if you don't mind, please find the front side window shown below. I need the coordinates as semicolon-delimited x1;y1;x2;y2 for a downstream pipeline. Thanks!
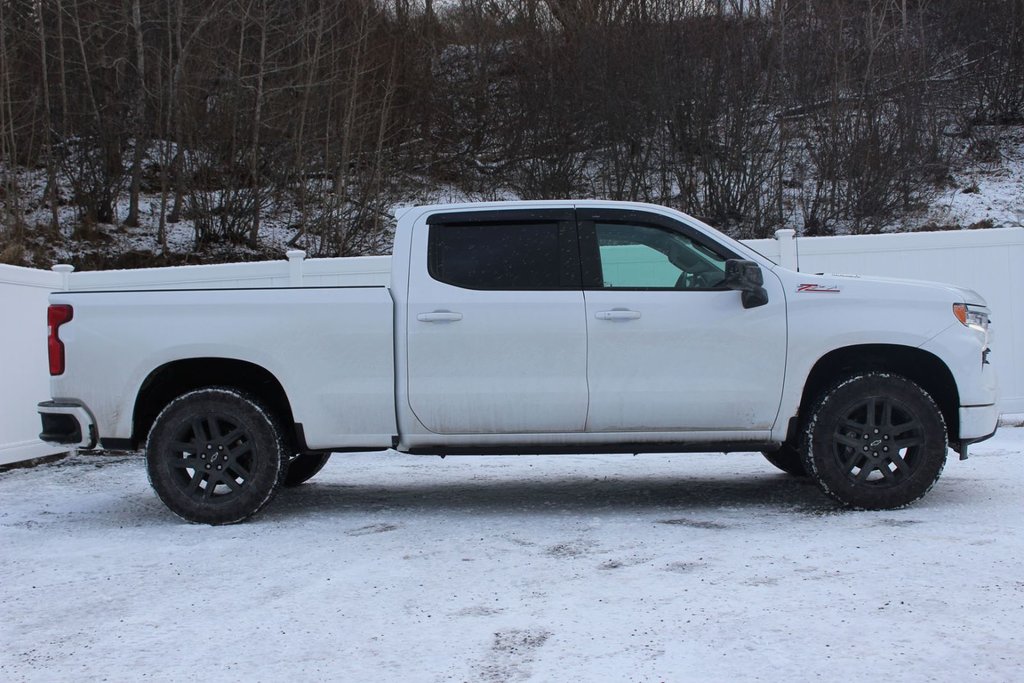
596;222;727;290
428;221;566;290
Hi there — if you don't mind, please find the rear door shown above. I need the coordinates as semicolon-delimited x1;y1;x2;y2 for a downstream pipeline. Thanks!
405;209;589;434
578;207;787;433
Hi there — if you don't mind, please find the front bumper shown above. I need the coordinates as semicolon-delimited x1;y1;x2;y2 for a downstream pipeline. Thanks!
960;403;999;441
38;400;97;450
954;403;999;458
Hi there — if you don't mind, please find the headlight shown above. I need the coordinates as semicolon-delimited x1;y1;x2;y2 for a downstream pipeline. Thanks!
952;303;990;333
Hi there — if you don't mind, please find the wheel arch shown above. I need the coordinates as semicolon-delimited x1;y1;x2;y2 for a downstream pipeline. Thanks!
795;344;960;442
132;358;296;449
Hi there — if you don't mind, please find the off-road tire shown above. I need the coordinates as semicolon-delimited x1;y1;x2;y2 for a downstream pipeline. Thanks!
803;372;947;510
761;444;808;477
283;453;330;486
146;388;287;524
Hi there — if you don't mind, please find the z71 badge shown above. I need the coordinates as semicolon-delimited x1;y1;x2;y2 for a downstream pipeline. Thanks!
797;283;841;293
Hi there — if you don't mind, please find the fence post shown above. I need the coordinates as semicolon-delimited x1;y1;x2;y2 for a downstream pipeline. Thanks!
287;250;306;286
51;264;74;291
775;229;798;271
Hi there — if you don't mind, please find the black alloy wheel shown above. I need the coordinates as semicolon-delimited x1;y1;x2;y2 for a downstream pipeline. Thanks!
146;388;286;524
804;373;948;509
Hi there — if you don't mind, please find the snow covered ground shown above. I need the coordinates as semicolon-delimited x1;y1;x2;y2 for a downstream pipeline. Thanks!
931;125;1024;231
2;427;1022;682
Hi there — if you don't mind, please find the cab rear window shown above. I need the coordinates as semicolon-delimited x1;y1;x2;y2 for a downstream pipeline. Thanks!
428;222;569;290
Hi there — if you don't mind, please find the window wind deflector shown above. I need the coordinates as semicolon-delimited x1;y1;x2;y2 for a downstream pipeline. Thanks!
427;209;575;225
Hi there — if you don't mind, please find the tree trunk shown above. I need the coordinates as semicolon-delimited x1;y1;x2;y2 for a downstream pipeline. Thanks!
38;3;61;236
125;0;147;227
0;0;25;243
248;1;268;248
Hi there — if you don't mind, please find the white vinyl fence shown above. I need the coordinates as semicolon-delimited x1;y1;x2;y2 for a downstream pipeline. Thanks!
1;265;65;465
2;227;1021;464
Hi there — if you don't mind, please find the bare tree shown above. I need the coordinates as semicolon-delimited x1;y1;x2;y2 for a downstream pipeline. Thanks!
125;0;148;227
0;0;26;251
37;1;61;236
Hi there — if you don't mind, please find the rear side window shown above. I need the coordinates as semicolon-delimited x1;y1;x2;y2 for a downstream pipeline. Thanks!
428;222;573;290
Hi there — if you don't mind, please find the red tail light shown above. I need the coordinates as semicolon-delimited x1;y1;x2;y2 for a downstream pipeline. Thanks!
48;304;73;375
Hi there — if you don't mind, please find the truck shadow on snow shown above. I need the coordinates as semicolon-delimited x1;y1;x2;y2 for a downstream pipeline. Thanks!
263;471;837;521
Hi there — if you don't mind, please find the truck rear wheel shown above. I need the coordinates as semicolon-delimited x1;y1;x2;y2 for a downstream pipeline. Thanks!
145;388;286;524
283;453;330;486
803;373;947;510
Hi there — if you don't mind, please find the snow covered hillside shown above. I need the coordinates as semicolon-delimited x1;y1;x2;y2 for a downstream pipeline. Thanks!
3;125;1023;271
926;125;1024;231
2;425;1022;681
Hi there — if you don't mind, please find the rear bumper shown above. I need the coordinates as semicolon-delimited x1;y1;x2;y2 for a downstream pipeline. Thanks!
38;400;97;449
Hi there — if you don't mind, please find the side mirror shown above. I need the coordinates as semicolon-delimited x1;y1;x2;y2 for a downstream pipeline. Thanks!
723;259;769;309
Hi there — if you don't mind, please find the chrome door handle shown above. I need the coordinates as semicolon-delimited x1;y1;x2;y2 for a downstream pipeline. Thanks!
417;311;463;323
595;309;642;321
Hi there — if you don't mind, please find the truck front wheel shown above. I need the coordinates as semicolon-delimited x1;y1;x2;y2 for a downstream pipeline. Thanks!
146;388;287;524
803;373;948;510
761;444;808;477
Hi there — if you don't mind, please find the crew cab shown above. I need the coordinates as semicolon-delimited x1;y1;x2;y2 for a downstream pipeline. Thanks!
38;201;999;523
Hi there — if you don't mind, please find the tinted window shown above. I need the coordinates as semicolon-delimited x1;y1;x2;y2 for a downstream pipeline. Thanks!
428;222;565;290
596;222;727;290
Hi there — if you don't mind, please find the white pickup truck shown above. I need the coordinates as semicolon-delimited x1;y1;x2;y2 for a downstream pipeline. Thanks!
39;201;998;523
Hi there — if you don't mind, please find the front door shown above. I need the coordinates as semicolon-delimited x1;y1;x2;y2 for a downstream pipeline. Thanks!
578;208;787;433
